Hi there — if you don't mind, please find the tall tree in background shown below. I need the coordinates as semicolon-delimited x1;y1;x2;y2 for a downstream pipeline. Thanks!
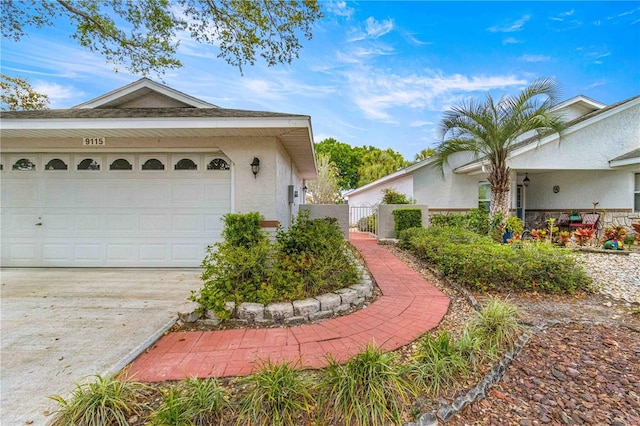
414;148;436;162
357;148;408;187
0;74;49;111
2;0;323;76
315;137;365;191
307;153;341;204
435;78;564;231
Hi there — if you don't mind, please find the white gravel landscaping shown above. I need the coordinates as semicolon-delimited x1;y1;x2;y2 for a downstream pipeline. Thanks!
575;252;640;304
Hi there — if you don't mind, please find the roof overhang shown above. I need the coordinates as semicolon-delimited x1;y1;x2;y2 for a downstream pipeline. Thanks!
609;148;640;168
0;116;317;179
73;78;218;109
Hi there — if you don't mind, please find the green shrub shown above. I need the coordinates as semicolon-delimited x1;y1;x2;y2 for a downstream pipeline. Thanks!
221;212;267;248
466;297;523;357
409;331;469;396
357;213;377;232
192;211;360;318
382;188;413;204
49;375;148;426
400;226;592;294
319;342;415;426
429;208;490;235
429;213;467;228
392;208;422;238
235;359;316;426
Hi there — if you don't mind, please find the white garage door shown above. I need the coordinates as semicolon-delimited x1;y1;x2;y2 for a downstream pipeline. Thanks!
1;153;231;267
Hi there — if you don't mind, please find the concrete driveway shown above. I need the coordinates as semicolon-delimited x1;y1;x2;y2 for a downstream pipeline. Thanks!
1;268;202;426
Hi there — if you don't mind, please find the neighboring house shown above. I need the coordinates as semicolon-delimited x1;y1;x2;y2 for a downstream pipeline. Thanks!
0;78;316;267
346;94;640;231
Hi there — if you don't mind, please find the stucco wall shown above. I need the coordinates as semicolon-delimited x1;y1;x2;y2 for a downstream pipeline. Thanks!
301;204;349;239
346;174;413;207
378;204;429;239
2;135;297;227
274;141;304;229
509;102;640;170
525;169;636;211
412;164;483;209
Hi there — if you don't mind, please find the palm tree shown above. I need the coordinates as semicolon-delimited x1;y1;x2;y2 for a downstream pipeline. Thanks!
435;78;564;232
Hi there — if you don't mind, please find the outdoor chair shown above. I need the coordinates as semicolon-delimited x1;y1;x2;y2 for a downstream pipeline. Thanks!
557;212;570;231
570;213;600;236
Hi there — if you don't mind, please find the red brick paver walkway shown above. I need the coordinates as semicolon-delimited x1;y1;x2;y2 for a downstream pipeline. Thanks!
124;235;450;381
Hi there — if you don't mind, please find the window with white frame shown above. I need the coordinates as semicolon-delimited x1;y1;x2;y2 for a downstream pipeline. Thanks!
635;173;640;212
479;181;491;211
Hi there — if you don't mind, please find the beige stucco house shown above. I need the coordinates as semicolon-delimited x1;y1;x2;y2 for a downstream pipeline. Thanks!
346;94;640;231
0;78;317;267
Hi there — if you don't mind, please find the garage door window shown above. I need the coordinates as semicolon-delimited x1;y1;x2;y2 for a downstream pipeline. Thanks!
207;158;230;170
12;158;36;171
77;158;101;170
110;158;133;170
45;159;68;170
175;158;197;170
142;159;165;170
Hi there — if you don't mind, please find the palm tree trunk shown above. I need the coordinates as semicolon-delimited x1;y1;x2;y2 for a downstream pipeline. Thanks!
488;165;511;236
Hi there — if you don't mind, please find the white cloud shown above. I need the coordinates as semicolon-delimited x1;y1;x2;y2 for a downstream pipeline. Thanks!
32;81;85;108
365;17;394;38
343;67;528;121
550;9;575;21
488;15;530;33
502;37;521;45
410;121;434;127
520;54;551;62
325;1;355;18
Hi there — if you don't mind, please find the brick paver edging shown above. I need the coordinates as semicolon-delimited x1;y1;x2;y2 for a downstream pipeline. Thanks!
124;236;450;381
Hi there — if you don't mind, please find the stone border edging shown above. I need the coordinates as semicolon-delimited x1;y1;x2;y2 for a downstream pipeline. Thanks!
179;262;376;328
404;318;635;425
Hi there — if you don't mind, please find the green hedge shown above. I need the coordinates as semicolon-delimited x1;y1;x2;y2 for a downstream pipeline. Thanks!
399;226;592;294
391;208;422;238
192;211;361;319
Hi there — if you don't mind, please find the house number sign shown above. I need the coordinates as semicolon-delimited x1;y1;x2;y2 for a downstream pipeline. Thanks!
83;137;106;146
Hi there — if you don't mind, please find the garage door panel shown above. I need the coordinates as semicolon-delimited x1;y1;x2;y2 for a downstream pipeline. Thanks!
171;183;205;205
9;242;39;262
106;244;137;262
172;214;202;232
74;182;103;206
2;181;39;206
42;180;75;207
171;244;202;262
139;214;170;231
42;244;71;261
205;215;225;232
2;210;39;236
74;244;104;261
42;213;73;233
1;153;230;267
105;183;137;207
75;213;106;234
139;184;170;206
140;244;167;262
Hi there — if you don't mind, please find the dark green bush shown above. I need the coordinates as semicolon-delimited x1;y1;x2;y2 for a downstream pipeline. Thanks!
429;208;490;235
191;211;360;319
357;214;377;232
392;208;422;238
381;188;413;204
400;227;592;294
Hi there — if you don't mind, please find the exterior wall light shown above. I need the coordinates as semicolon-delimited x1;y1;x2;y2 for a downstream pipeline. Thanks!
523;174;530;187
250;157;260;178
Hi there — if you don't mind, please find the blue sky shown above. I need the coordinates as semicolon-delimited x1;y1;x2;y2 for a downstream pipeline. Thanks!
2;1;639;160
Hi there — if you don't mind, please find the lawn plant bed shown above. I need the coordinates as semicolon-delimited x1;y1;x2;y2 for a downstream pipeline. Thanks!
399;226;593;294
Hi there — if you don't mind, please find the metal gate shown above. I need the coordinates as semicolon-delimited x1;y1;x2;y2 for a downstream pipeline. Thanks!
349;205;378;236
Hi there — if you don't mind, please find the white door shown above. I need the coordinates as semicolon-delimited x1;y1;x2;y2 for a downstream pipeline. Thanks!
1;153;231;267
